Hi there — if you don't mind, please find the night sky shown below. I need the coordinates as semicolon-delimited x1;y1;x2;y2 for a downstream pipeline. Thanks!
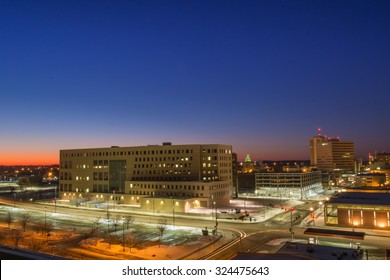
1;0;389;165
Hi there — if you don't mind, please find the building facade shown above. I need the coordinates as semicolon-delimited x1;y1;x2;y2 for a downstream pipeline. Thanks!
255;171;322;199
324;191;390;230
59;143;233;212
355;173;386;187
310;135;355;173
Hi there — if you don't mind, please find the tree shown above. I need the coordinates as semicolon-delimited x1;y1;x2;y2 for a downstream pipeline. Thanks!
125;232;145;253
28;238;45;252
106;206;111;234
10;230;23;247
105;233;119;249
111;215;121;233
32;222;46;235
123;216;135;230
20;212;31;232
6;211;14;229
156;219;167;247
93;217;101;230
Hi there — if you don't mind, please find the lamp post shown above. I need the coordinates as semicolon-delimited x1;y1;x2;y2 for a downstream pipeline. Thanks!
213;201;218;235
319;201;323;225
112;190;115;210
153;192;155;217
122;216;125;252
106;203;110;234
54;185;57;213
44;207;47;235
310;207;315;226
172;197;175;227
290;207;294;240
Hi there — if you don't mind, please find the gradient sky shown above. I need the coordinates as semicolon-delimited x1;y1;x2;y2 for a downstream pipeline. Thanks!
1;0;390;165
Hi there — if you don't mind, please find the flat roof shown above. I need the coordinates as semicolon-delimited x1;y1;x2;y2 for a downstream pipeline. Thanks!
304;228;365;240
326;191;390;206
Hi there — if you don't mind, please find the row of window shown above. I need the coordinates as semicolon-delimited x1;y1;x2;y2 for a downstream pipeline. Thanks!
93;172;109;181
62;148;195;158
133;170;192;175
59;183;73;192
132;184;205;191
130;177;197;181
60;172;72;180
129;190;204;198
134;163;193;168
129;183;229;191
135;157;193;162
93;184;109;193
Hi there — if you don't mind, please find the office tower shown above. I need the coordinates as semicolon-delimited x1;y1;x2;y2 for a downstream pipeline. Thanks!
310;135;355;173
59;143;233;212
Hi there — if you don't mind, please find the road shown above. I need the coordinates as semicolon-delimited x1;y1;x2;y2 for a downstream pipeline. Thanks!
1;197;389;259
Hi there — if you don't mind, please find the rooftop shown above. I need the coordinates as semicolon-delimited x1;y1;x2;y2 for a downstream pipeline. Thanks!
326;191;390;206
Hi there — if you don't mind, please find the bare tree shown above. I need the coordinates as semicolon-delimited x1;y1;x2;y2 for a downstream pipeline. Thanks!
6;211;15;229
111;215;121;233
19;212;31;232
123;216;135;230
28;238;45;252
106;206;111;234
93;217;101;230
125;231;145;253
10;230;24;247
156;219;167;247
46;222;54;236
32;222;46;235
105;233;119;249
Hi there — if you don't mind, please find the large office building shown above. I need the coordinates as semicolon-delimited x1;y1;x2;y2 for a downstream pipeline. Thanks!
59;143;233;213
310;135;355;173
255;170;322;199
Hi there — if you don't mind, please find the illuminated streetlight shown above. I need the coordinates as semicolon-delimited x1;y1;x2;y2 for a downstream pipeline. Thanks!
310;207;315;226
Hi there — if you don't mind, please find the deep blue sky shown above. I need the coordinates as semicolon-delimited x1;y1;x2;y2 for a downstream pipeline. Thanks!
1;0;389;164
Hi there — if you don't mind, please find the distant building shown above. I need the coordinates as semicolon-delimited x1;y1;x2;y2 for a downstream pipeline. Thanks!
310;135;355;173
355;173;386;187
324;191;390;230
255;170;322;199
59;143;233;212
242;154;254;173
374;152;390;164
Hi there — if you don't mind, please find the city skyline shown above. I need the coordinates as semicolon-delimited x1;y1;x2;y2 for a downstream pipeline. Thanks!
1;0;389;165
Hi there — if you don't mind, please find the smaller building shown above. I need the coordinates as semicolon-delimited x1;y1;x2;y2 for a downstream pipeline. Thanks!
255;170;322;199
324;191;390;230
355;173;386;187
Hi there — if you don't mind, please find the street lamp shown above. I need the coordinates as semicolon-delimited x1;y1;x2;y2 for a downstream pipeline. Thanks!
310;207;315;226
122;216;125;252
172;197;175;227
290;207;294;240
54;185;57;213
152;192;155;217
44;207;47;235
213;201;218;235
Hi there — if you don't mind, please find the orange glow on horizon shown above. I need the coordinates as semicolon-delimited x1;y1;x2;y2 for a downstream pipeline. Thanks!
0;153;59;166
